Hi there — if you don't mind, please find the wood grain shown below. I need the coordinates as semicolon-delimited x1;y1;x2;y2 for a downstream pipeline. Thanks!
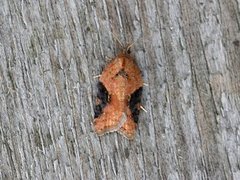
0;0;240;179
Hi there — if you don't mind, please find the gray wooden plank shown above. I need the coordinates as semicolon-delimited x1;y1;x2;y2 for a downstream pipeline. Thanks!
0;0;240;179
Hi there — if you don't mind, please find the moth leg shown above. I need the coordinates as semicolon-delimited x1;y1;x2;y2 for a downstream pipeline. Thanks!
93;75;101;78
140;105;147;112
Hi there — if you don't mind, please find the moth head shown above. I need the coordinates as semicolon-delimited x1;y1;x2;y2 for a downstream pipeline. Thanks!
111;32;135;55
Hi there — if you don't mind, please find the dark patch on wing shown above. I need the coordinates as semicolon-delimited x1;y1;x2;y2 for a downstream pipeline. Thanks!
129;87;143;123
94;82;109;118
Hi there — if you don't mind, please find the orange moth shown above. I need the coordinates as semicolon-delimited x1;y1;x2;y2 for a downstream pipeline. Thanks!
93;44;143;139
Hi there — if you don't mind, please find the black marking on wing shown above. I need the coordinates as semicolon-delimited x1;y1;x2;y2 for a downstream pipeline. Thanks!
129;87;143;123
94;82;109;118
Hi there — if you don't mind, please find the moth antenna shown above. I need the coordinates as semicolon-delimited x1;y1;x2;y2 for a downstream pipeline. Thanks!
126;36;145;54
112;32;123;48
126;41;136;53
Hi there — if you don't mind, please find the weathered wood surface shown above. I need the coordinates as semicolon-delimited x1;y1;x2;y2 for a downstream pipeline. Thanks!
1;0;240;179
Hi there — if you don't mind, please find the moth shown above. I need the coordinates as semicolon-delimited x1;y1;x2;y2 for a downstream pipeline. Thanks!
93;45;143;139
